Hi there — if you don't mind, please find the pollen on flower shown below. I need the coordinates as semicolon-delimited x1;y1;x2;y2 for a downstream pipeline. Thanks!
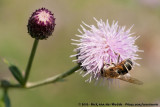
71;18;142;83
27;8;56;40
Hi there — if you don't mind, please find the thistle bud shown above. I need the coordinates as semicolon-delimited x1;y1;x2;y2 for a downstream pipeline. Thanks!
27;8;56;40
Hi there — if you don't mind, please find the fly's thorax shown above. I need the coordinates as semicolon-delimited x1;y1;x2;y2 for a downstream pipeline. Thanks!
101;64;119;78
107;69;119;78
116;69;124;75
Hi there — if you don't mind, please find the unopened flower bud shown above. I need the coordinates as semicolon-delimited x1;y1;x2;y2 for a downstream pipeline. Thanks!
27;8;56;40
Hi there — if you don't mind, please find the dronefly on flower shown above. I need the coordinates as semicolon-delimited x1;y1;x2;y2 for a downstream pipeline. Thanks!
27;8;56;40
71;18;142;83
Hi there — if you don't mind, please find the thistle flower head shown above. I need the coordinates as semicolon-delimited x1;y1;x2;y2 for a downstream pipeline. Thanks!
27;8;56;40
71;18;142;82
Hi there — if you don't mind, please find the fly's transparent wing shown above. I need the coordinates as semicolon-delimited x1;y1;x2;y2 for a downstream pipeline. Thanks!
118;74;143;85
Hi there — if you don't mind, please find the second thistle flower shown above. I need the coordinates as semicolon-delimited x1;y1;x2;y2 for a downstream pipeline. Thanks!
71;18;142;82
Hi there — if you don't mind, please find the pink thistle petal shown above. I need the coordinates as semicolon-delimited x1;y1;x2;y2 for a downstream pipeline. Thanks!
71;18;142;83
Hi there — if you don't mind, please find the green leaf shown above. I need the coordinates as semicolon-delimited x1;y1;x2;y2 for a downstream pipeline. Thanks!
3;59;24;85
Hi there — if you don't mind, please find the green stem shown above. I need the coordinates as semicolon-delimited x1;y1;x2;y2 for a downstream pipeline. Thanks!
3;89;11;107
0;80;21;89
0;65;80;89
26;65;80;88
24;39;39;86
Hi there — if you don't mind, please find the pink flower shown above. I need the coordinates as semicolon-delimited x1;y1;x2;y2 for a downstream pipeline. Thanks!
71;18;142;82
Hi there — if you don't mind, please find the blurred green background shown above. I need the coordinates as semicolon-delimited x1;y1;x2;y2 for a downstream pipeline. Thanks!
0;0;160;107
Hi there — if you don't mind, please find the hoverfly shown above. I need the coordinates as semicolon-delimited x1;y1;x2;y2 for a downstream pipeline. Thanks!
101;55;143;85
